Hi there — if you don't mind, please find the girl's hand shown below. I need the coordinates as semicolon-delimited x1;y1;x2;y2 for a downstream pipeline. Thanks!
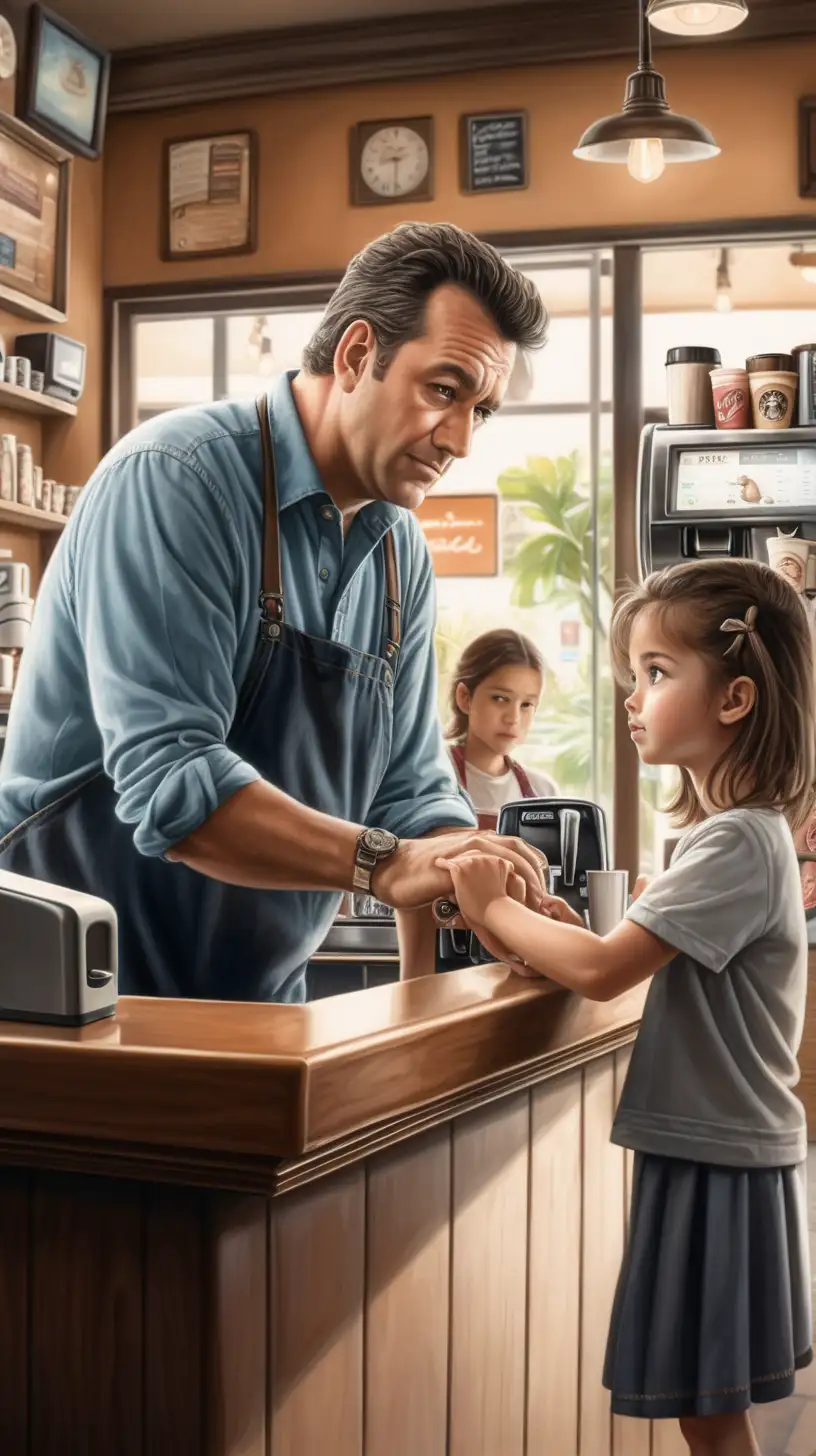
435;852;512;926
536;894;584;928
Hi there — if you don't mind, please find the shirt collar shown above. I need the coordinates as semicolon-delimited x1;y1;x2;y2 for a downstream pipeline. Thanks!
267;371;401;538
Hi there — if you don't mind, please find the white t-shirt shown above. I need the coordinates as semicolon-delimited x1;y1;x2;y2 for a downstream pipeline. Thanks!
447;747;557;817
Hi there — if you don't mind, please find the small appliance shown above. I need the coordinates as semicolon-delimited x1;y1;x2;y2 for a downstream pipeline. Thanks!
14;332;86;403
0;869;118;1025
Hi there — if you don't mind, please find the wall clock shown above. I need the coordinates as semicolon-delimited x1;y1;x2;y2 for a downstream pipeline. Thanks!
350;117;434;206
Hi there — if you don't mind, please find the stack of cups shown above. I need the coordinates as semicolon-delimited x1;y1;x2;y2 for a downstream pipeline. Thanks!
0;555;33;650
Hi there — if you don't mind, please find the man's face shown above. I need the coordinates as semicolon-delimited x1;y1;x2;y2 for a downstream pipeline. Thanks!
338;284;516;510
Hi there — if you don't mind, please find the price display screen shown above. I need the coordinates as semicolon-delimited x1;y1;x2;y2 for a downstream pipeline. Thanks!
672;448;816;513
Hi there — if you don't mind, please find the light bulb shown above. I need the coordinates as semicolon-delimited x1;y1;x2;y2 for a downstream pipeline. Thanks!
802;268;816;286
627;137;665;184
672;3;721;25
715;285;732;313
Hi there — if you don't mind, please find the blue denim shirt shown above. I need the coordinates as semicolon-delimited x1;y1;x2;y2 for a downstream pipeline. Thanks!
0;372;475;856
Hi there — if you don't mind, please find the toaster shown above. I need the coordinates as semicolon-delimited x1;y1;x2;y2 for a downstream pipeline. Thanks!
0;869;118;1025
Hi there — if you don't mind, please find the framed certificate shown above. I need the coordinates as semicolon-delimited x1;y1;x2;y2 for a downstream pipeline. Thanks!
162;130;258;261
0;110;70;323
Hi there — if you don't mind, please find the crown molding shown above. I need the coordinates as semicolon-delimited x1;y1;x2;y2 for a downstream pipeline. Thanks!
107;0;816;115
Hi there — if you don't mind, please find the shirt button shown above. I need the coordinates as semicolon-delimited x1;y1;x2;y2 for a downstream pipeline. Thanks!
320;506;333;521
319;567;329;582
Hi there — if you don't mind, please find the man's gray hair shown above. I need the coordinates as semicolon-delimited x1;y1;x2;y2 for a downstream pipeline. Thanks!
302;221;548;376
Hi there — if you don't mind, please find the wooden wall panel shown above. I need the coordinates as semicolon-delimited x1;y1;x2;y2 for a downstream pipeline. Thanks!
580;1057;625;1456
365;1126;450;1456
611;1047;652;1456
0;1168;29;1456
30;1173;144;1456
449;1092;529;1456
206;1195;268;1456
270;1166;365;1456
144;1187;205;1456
526;1068;582;1455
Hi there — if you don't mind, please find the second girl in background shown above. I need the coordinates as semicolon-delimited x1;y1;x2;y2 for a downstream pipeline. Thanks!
445;628;557;830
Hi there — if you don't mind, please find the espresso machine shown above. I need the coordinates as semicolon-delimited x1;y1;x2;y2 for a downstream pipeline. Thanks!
437;796;610;967
638;424;816;579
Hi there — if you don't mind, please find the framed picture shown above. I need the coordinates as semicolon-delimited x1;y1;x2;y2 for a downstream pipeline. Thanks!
22;5;110;162
162;130;258;262
800;97;816;198
0;110;70;323
460;111;529;195
350;117;434;206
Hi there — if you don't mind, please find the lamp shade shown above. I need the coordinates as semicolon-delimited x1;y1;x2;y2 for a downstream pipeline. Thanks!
647;0;748;35
574;67;719;163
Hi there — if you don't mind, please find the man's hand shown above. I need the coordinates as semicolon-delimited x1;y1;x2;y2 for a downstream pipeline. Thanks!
372;829;548;912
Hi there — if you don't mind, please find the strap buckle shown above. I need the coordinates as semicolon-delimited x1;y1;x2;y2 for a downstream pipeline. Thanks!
258;591;284;623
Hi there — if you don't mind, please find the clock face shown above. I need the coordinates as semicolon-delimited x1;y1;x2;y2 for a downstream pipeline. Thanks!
360;125;430;199
0;17;16;82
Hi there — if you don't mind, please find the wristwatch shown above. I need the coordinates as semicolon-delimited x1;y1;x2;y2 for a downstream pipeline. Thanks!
353;827;399;894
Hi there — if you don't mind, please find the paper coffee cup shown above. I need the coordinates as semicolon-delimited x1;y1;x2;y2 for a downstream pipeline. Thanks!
710;368;751;430
587;870;629;936
767;534;810;592
749;371;798;430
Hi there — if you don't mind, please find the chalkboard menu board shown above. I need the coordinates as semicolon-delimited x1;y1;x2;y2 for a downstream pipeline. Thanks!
460;111;528;194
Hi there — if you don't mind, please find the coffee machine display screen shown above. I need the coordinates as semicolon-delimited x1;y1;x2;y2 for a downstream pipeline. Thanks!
672;448;816;513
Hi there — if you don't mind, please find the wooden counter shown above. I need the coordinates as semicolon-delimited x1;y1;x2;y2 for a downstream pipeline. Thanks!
0;967;681;1456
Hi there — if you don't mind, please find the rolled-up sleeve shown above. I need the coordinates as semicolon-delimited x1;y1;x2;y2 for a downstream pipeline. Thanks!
366;530;476;839
71;447;261;857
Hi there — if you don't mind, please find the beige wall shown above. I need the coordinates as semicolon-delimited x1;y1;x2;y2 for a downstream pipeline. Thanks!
103;37;816;288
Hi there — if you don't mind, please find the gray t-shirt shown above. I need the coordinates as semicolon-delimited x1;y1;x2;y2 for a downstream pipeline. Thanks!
612;807;808;1168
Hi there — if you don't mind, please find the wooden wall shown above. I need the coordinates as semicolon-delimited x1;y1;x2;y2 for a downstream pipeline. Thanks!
0;1044;688;1456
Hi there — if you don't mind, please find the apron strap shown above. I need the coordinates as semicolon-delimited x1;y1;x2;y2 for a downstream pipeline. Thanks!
509;759;536;797
255;395;284;632
450;744;468;790
383;529;401;661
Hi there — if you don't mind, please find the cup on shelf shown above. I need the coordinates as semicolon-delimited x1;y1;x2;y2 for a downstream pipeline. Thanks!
40;479;52;513
710;367;752;430
33;465;43;509
749;371;798;430
0;433;16;502
63;485;81;516
0;652;13;692
15;444;33;507
50;481;65;514
4;356;30;391
29;371;44;393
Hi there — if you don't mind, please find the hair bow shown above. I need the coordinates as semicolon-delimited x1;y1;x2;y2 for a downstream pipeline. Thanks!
720;603;758;658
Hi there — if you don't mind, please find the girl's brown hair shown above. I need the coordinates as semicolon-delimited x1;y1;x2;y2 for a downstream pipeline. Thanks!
445;629;543;741
610;557;816;830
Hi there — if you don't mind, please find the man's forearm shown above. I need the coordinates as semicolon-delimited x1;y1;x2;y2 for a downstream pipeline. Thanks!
168;780;362;891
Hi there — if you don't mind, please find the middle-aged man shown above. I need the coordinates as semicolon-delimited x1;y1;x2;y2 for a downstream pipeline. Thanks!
0;222;550;1002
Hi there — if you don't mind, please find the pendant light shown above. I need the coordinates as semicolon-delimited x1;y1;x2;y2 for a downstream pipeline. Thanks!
574;0;720;184
790;248;816;287
647;0;748;36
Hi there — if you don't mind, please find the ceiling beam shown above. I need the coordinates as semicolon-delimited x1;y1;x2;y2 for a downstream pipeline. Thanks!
108;0;816;115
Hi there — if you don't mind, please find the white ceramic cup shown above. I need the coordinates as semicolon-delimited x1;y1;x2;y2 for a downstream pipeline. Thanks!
587;870;629;936
0;652;13;690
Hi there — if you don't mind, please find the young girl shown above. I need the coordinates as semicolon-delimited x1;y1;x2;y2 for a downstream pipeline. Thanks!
437;558;815;1456
445;628;557;831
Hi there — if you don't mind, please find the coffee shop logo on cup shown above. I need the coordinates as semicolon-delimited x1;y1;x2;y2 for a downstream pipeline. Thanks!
758;389;789;422
718;388;746;423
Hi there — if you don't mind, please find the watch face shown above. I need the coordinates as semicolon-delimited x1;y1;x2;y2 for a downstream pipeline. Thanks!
363;828;398;855
360;126;429;199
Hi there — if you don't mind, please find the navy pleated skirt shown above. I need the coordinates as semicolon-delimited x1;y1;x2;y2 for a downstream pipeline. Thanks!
603;1152;813;1420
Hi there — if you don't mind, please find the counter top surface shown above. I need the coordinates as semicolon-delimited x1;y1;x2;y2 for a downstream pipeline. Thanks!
0;967;646;1180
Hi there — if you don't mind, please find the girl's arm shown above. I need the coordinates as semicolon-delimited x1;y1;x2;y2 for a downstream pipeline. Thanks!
483;897;673;1002
438;854;673;1002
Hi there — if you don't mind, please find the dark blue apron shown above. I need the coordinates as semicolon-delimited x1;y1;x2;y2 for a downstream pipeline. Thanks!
0;396;401;1003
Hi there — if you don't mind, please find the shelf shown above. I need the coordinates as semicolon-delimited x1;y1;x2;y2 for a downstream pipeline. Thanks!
0;499;66;532
0;379;76;419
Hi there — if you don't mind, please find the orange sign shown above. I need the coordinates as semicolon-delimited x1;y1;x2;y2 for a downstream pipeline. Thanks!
415;494;499;577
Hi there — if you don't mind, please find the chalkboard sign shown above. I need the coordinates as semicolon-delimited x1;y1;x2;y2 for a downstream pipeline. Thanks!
460;111;528;194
